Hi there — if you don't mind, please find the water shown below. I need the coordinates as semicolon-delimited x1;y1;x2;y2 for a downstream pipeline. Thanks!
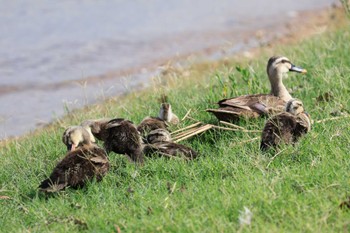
0;0;335;139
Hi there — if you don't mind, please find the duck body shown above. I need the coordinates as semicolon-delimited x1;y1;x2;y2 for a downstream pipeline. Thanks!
103;118;144;163
82;118;144;163
39;145;109;192
137;117;168;140
208;93;286;122
146;128;172;144
260;99;311;151
207;56;307;122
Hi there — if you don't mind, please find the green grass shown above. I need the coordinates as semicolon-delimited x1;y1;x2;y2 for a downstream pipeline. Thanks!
1;22;350;233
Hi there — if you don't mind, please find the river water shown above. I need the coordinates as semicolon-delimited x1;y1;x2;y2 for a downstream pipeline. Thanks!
0;0;336;139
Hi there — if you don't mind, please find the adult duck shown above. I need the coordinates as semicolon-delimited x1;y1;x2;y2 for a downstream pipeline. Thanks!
260;99;311;151
207;56;307;122
39;126;109;192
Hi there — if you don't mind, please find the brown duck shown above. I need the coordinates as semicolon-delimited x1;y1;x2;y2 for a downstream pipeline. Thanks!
83;118;144;163
39;126;109;192
207;56;307;122
137;102;179;139
146;128;172;144
260;99;311;151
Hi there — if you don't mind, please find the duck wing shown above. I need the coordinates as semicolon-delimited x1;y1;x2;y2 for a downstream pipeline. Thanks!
207;94;286;122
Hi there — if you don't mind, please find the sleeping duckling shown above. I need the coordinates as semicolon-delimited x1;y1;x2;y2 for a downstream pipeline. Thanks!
260;99;311;151
39;126;109;192
146;128;172;144
207;56;307;122
82;118;144;163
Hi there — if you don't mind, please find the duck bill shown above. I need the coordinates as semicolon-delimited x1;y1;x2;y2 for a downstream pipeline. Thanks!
67;144;77;151
290;64;307;74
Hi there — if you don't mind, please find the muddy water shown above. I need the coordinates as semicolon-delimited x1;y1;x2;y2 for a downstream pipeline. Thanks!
0;0;335;139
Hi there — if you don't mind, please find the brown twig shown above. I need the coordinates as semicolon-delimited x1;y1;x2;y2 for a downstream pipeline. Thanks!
315;115;350;124
174;124;213;143
219;121;246;130
171;122;201;135
172;127;202;140
181;109;192;122
211;125;260;133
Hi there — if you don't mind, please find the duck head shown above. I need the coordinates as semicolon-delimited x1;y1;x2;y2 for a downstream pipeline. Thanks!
285;99;305;115
62;126;92;151
267;56;307;101
267;56;307;79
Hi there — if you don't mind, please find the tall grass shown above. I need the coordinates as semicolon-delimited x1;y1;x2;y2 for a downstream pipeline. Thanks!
1;20;350;233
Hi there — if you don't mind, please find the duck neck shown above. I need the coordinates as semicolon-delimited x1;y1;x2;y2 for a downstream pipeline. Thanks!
159;107;171;121
270;72;292;102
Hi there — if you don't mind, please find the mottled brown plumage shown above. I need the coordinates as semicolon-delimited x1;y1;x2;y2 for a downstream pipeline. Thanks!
137;117;168;139
82;118;144;163
146;128;172;144
260;99;311;151
207;56;307;122
40;127;109;192
103;118;144;163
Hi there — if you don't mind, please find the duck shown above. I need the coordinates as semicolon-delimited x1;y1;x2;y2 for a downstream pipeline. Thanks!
159;102;179;125
143;128;197;160
137;102;179;140
260;99;311;151
39;126;109;193
84;118;144;163
206;56;307;122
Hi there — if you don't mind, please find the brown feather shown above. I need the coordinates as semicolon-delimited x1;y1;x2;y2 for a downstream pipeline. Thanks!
39;145;109;192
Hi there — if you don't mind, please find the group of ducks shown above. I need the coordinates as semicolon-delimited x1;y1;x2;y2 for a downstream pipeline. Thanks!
39;102;197;192
39;55;311;193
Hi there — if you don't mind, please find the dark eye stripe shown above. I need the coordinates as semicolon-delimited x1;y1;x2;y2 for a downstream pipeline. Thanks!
277;59;291;65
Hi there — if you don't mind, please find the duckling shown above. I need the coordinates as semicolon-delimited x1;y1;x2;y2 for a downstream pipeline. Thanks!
137;116;168;140
159;103;179;125
82;118;144;163
137;102;178;139
207;56;307;122
39;126;109;192
260;99;311;151
146;128;172;144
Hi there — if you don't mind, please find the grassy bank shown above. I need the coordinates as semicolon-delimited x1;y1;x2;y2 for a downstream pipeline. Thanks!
1;10;350;233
